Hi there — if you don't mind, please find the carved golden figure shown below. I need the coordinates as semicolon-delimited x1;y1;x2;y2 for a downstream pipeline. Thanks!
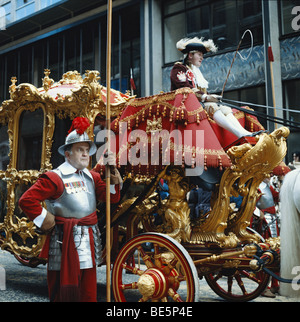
163;167;191;243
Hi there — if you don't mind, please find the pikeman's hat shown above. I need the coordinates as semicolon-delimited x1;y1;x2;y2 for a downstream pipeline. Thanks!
272;161;291;176
176;37;218;55
58;117;97;156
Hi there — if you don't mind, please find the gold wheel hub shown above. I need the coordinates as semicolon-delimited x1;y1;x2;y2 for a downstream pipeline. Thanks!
137;268;168;300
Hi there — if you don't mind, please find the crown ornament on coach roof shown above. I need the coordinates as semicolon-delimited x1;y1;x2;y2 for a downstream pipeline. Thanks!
58;117;97;156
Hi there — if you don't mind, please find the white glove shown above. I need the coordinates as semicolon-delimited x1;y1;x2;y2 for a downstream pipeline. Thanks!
202;94;222;103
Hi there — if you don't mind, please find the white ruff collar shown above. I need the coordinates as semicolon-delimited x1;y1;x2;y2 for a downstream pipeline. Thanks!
58;161;93;180
191;64;208;89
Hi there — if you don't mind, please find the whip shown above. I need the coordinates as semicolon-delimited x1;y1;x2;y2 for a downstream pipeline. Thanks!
221;29;253;97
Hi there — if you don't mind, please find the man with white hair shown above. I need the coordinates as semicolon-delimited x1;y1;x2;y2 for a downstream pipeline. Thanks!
170;37;253;139
19;117;122;302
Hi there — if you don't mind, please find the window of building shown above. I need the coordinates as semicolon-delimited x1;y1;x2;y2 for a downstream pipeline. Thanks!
16;0;35;20
283;79;300;162
109;7;141;94
164;0;185;15
280;0;300;35
0;3;141;102
1;1;11;25
164;12;185;64
212;0;238;49
284;79;300;127
163;0;263;65
40;0;61;10
237;0;262;46
223;85;267;130
186;5;209;39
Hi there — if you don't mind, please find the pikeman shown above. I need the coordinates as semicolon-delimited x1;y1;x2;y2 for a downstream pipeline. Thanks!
19;117;122;302
170;37;254;139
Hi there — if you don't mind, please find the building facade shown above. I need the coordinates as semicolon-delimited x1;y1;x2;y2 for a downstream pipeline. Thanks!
0;0;299;162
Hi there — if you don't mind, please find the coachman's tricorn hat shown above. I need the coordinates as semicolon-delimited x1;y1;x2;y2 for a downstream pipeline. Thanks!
176;37;218;55
58;117;97;156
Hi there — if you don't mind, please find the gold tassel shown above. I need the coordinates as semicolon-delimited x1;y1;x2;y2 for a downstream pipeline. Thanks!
204;155;207;171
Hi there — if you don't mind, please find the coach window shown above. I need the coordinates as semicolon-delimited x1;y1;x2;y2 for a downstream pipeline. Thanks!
0;123;9;225
0;180;7;225
50;116;72;169
0;124;9;171
17;108;44;171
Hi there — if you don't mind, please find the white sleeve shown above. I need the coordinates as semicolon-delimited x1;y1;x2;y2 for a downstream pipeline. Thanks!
110;184;116;194
33;208;47;228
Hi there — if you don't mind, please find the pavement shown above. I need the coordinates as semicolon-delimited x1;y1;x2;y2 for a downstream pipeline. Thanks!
0;249;296;302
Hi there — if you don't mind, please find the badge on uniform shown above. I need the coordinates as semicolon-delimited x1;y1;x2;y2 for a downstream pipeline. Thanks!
64;181;87;194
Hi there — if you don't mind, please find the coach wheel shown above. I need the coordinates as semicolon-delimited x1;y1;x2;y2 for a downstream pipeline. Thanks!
112;233;199;302
205;268;270;302
204;226;270;302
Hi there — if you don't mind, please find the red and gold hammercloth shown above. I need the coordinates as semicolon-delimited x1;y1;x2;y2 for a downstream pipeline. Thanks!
111;88;236;176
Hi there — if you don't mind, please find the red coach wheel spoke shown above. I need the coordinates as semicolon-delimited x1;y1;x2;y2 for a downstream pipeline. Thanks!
168;288;184;302
153;243;163;268
122;263;144;276
240;270;263;284
234;273;247;295
227;276;233;295
137;245;155;269
121;282;139;290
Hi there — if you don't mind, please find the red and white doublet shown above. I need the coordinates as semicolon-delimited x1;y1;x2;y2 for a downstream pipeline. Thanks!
170;62;232;118
253;181;280;292
19;161;120;302
171;62;203;92
255;181;279;238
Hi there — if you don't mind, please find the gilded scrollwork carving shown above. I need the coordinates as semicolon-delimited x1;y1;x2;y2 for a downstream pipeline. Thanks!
146;116;162;134
191;128;290;248
10;83;41;103
42;69;54;92
0;69;132;258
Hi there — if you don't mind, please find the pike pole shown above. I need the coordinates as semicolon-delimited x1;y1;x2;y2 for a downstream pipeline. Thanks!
106;0;112;302
268;42;278;129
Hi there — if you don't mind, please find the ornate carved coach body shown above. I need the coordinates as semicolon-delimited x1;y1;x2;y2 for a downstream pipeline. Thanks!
0;70;130;259
0;70;290;302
